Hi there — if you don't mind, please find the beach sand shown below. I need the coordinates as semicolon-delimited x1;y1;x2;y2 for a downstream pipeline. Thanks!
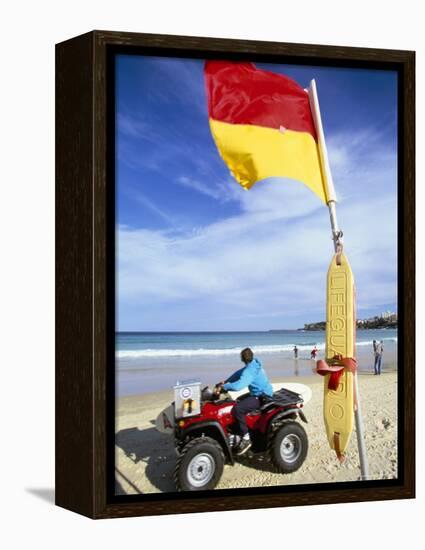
115;369;398;494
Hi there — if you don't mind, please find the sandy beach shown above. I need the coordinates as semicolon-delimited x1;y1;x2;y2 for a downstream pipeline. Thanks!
115;368;398;494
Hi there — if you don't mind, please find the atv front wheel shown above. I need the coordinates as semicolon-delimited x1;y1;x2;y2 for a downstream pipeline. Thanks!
269;421;308;473
174;437;225;491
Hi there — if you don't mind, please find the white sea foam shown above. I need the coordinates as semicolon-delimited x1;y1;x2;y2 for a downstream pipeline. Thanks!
116;337;397;359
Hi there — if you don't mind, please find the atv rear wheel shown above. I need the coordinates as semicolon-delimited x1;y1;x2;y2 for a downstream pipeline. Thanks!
174;436;225;491
269;421;308;473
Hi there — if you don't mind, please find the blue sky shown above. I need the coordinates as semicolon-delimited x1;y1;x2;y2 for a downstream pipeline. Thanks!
116;55;398;331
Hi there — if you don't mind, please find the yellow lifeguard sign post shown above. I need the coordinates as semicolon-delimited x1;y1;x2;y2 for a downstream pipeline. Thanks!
323;253;355;458
308;81;369;478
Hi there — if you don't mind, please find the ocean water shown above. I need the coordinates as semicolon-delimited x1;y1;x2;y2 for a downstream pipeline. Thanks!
116;329;397;396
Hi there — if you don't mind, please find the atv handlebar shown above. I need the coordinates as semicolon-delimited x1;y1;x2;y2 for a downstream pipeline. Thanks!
200;384;230;402
214;383;224;395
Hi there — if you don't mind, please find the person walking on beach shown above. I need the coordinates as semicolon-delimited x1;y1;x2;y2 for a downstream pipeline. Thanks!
293;345;298;359
311;346;318;360
215;347;273;455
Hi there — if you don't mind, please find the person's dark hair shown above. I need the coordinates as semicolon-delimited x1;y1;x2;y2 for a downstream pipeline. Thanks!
241;347;254;364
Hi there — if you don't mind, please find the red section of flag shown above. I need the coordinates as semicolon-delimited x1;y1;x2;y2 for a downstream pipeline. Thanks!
205;61;317;141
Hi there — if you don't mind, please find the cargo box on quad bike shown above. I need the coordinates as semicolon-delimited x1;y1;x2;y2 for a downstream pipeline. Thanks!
166;380;309;491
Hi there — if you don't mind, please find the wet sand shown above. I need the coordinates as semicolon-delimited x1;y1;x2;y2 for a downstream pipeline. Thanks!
117;343;397;396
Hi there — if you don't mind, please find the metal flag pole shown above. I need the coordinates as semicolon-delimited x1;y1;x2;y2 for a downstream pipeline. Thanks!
308;79;369;479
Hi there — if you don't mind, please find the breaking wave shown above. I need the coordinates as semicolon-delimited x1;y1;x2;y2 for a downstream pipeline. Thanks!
117;337;397;359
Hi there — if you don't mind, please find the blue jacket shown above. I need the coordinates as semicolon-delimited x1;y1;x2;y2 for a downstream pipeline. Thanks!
223;358;273;397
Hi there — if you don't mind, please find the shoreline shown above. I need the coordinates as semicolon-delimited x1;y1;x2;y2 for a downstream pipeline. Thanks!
117;345;397;397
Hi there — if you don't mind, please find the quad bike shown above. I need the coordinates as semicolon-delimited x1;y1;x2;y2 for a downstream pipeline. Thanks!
157;380;309;491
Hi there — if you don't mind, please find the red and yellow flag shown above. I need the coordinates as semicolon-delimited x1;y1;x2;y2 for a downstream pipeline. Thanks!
205;61;327;203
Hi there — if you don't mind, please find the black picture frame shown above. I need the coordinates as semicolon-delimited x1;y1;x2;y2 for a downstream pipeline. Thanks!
56;30;415;519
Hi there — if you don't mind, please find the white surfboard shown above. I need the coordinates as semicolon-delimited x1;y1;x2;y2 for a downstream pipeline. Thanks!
278;382;312;405
228;382;312;404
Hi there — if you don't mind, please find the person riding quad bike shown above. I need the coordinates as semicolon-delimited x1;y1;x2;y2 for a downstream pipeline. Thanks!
215;347;273;455
158;349;309;491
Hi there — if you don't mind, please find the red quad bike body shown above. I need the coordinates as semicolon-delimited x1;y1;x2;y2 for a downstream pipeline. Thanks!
173;387;309;491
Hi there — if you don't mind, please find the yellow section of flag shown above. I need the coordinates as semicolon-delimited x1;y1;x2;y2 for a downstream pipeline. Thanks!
209;119;327;203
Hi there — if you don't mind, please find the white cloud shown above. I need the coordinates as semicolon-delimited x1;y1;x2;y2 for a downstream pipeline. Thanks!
118;113;151;139
129;191;176;226
176;176;238;203
327;127;397;202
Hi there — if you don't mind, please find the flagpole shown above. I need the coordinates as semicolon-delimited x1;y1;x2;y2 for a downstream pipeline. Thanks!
308;79;369;480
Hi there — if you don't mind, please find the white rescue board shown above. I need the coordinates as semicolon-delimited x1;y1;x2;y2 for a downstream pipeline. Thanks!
228;382;312;404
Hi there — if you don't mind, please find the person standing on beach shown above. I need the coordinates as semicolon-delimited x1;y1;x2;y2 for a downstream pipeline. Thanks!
378;340;384;374
374;340;383;375
215;347;273;455
293;345;298;359
311;346;318;360
373;340;379;374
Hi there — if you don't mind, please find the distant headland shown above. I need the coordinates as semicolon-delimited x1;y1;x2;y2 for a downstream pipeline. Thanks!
301;312;397;331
